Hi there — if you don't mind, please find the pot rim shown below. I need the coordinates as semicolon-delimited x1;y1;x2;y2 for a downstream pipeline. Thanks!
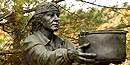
80;29;128;35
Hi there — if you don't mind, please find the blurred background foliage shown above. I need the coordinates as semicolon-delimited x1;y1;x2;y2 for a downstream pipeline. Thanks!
0;0;130;65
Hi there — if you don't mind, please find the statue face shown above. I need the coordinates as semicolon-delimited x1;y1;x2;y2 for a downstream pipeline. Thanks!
41;11;59;31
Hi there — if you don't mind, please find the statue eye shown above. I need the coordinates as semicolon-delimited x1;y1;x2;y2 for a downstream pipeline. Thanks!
50;13;54;16
48;12;54;17
46;12;59;17
46;12;52;16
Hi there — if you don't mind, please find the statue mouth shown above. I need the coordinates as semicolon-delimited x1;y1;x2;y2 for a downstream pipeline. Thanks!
51;21;59;27
52;24;58;27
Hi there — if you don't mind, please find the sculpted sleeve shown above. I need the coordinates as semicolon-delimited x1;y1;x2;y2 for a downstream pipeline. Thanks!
22;35;74;65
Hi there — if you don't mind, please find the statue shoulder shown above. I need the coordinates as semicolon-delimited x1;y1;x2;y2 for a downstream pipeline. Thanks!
23;34;40;44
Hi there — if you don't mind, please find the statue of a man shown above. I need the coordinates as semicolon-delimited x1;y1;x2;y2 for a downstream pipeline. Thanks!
22;2;96;65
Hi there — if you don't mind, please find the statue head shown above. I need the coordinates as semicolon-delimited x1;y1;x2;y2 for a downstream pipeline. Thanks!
31;2;60;33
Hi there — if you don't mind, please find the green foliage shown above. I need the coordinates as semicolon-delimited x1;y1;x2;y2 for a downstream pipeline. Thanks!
127;5;130;10
116;23;127;29
123;2;128;7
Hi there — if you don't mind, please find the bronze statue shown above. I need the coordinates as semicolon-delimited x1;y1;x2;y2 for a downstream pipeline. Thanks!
22;2;96;65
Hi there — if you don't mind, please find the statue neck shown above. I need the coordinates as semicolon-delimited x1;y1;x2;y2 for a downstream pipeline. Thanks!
40;26;54;40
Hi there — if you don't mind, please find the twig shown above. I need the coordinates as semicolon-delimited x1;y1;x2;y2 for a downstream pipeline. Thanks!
59;5;81;18
79;0;129;10
59;5;92;26
23;8;36;13
2;25;14;34
52;0;65;3
0;8;36;25
0;49;21;55
0;10;15;21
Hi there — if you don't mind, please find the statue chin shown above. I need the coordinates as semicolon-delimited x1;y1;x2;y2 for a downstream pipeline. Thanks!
51;27;59;31
53;28;58;31
46;28;59;32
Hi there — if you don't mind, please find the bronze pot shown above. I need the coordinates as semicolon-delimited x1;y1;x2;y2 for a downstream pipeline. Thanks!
78;29;128;63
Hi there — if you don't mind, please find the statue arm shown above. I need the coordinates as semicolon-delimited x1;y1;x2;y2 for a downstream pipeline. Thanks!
22;41;73;65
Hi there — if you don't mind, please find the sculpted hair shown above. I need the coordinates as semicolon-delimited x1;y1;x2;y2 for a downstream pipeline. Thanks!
31;14;43;33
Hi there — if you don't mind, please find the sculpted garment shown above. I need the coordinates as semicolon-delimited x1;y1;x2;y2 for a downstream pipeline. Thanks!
22;31;76;65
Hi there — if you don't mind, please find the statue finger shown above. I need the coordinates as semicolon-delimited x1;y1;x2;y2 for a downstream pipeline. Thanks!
78;52;96;57
76;56;95;63
78;43;90;49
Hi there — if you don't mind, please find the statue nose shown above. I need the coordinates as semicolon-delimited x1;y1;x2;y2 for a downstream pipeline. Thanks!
54;14;59;22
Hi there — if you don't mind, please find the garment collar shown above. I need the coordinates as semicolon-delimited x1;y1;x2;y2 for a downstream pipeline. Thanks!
34;31;63;45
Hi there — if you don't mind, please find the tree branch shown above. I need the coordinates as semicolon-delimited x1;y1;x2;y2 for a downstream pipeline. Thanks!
0;49;21;55
2;25;14;34
0;8;35;26
0;8;36;21
0;10;15;21
59;5;81;18
79;0;129;10
52;0;65;3
23;8;36;13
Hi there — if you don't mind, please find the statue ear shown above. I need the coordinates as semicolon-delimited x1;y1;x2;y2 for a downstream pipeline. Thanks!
22;15;34;33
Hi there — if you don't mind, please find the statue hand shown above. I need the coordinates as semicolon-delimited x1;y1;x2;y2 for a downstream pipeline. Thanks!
67;44;96;64
78;43;90;52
